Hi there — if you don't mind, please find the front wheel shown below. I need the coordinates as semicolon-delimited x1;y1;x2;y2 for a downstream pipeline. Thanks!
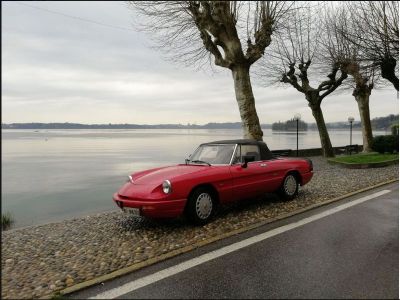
186;187;215;225
278;173;299;201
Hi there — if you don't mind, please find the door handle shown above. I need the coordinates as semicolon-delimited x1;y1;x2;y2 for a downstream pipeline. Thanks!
260;163;267;167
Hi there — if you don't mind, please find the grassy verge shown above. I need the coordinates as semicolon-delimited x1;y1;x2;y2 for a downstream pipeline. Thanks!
330;153;399;164
2;212;15;231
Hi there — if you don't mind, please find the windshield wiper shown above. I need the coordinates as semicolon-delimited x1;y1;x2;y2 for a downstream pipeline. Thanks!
190;160;211;166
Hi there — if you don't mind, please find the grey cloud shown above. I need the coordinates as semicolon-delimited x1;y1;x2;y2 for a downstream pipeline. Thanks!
2;1;398;125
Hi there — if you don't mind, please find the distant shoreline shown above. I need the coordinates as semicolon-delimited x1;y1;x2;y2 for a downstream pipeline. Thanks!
2;122;264;130
1;113;397;131
1;127;390;132
0;122;376;130
1;124;390;131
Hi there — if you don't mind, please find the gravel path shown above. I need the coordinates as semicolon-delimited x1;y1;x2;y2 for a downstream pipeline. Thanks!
2;157;398;299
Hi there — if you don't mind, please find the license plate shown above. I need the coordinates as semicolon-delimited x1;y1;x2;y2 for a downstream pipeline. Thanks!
123;207;140;216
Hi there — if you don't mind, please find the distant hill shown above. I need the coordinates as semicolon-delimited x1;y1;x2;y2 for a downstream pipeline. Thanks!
308;114;398;131
2;114;397;130
370;114;399;130
1;122;272;130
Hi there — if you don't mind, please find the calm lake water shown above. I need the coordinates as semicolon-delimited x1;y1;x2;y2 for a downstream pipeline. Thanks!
2;128;388;228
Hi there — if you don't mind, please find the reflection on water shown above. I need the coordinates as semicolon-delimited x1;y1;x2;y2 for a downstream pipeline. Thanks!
1;128;387;228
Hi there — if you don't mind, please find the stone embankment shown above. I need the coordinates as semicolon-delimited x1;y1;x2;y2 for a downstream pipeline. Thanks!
2;157;398;299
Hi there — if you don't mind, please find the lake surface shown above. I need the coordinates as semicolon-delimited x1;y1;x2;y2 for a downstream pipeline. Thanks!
2;128;388;228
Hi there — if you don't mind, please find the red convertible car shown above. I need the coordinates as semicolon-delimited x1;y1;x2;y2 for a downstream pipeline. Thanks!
113;139;313;224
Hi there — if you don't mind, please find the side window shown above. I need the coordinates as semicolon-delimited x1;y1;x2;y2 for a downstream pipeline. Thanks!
241;145;261;162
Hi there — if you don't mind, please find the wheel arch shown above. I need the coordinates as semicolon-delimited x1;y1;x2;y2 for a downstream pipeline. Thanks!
186;183;220;206
284;170;302;185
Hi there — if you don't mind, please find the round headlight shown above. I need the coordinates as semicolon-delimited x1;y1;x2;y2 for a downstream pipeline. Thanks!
162;180;172;194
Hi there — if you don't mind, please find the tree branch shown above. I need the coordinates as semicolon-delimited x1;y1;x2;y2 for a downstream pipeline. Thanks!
319;68;348;101
281;63;305;93
198;30;231;68
298;60;312;90
246;1;293;65
246;19;273;65
188;2;234;68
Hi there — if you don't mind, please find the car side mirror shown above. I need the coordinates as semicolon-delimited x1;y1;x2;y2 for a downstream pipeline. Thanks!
241;155;255;168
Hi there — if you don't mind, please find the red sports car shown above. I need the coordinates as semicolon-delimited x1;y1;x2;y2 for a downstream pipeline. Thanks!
113;139;313;224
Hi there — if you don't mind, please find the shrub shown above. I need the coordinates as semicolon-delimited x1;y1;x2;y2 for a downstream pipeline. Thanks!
372;136;386;153
2;212;14;231
391;124;399;136
372;135;399;154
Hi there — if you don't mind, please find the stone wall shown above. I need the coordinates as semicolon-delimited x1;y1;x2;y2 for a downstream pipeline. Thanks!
272;145;364;157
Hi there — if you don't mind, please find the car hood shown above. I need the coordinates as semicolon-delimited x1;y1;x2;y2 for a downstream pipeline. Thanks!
133;164;210;185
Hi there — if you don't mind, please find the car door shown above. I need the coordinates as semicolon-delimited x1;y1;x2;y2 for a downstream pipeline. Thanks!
229;144;269;200
257;158;287;192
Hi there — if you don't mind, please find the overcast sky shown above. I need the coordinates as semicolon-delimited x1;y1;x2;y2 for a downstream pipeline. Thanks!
2;1;399;125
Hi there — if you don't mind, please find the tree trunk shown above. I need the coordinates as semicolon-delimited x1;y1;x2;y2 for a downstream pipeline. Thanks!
309;102;335;158
353;88;373;152
231;65;263;141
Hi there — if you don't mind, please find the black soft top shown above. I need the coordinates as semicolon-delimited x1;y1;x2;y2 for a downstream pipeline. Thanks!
201;139;274;160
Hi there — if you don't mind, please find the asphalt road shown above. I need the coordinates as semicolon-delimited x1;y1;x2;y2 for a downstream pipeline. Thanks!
70;182;399;299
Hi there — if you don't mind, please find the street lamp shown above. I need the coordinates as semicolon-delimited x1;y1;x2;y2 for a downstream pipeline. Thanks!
294;113;301;157
348;116;355;155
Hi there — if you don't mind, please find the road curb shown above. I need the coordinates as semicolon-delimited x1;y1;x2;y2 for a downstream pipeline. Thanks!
48;178;398;299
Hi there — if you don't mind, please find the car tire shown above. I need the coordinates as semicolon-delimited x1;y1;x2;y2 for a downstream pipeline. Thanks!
278;173;299;201
186;187;215;225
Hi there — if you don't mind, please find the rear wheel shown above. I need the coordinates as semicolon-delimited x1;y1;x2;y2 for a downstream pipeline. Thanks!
186;187;215;225
278;173;299;201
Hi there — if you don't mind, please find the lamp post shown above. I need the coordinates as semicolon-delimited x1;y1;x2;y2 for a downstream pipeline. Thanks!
294;113;301;157
348;116;354;155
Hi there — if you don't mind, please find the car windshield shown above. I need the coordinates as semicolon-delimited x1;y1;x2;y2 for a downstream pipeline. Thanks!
189;144;235;165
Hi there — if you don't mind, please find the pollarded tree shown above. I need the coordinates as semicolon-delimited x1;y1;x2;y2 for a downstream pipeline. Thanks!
129;1;293;141
343;1;399;91
258;3;347;157
325;6;377;152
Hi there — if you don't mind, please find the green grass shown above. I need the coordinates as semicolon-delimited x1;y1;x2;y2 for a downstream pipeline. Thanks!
331;152;399;164
2;212;15;231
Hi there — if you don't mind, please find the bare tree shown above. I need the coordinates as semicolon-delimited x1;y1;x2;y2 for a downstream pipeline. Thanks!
326;5;377;152
342;1;399;91
129;1;293;141
258;3;347;157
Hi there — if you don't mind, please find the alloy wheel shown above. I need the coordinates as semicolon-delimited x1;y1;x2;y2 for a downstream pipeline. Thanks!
284;175;297;195
195;193;213;219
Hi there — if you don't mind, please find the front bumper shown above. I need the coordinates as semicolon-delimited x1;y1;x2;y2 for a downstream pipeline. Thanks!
113;193;186;218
